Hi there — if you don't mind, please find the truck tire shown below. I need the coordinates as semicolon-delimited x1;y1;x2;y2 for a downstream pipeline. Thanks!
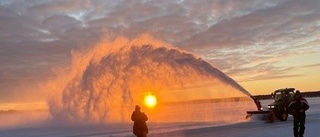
277;112;288;121
266;112;275;123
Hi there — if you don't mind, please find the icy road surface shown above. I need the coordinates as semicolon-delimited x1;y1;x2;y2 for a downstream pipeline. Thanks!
0;97;319;137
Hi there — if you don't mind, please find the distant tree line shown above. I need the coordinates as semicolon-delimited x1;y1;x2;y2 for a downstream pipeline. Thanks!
0;109;47;114
162;97;252;106
252;91;320;100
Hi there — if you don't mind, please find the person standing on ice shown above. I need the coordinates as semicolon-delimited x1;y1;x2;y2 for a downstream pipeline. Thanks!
131;105;149;137
289;90;309;137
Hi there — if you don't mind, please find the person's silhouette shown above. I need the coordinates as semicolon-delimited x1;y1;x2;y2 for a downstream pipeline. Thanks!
289;90;309;137
131;105;148;137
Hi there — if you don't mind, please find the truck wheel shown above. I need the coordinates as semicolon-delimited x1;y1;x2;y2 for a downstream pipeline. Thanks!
266;112;275;123
278;112;288;121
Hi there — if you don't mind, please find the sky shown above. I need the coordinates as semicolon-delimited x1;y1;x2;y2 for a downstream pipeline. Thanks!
0;0;319;103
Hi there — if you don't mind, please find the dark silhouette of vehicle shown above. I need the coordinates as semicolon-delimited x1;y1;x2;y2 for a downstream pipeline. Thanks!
246;88;295;123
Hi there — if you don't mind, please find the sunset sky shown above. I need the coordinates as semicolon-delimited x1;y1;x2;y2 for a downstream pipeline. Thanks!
0;0;319;103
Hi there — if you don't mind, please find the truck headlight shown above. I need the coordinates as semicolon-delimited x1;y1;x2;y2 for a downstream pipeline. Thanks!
268;105;275;109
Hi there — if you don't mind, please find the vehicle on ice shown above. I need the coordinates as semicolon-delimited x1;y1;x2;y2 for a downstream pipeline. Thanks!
246;88;295;123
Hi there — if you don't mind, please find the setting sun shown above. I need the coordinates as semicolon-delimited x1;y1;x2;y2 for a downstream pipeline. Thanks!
144;93;157;108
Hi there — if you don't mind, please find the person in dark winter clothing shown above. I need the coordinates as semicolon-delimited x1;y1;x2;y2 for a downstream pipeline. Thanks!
289;90;309;137
131;105;148;137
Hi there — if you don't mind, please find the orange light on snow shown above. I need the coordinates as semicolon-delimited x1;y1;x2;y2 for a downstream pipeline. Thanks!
144;93;157;108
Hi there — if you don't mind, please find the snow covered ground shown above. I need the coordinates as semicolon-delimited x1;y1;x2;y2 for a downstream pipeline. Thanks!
0;97;319;137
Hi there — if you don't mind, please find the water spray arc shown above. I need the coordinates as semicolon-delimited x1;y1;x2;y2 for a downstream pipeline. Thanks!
47;34;256;123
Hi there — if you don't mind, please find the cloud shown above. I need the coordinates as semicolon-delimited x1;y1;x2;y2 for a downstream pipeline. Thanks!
182;0;320;49
303;63;320;68
0;0;319;101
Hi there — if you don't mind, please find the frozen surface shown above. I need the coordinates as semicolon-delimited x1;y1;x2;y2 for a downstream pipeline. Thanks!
0;97;319;137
